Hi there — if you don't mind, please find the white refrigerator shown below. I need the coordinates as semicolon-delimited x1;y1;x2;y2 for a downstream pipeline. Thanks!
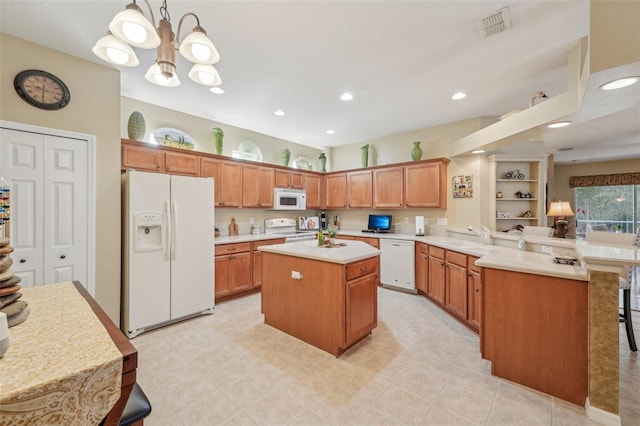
122;170;215;338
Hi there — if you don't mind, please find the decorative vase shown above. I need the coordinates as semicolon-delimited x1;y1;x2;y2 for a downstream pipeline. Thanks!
411;141;423;161
360;144;369;168
319;153;327;172
281;148;290;167
127;111;146;141
212;127;224;155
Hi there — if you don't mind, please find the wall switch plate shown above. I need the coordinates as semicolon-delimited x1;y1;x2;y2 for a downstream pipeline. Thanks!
437;218;448;226
249;217;255;225
403;217;409;224
541;245;553;254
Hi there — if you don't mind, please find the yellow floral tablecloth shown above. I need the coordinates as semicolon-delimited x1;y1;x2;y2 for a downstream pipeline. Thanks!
0;282;123;425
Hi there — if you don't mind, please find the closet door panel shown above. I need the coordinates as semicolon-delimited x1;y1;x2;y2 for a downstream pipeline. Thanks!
43;136;88;286
0;129;44;285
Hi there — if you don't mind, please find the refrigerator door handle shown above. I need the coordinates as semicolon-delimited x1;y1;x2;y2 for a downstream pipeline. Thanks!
165;200;172;261
171;200;177;260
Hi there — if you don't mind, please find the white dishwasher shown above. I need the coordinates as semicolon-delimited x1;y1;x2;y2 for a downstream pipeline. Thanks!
380;239;416;293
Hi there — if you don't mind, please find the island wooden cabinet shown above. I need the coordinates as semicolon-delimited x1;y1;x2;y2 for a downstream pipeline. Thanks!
445;250;467;320
200;157;243;207
242;165;274;208
467;256;482;331
415;242;429;294
428;246;446;304
122;143;199;176
345;257;378;345
304;174;322;209
347;171;373;208
325;173;347;208
404;162;447;208
373;167;404;208
215;243;251;299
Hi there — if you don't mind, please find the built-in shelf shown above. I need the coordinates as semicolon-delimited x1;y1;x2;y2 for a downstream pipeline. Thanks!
489;154;548;232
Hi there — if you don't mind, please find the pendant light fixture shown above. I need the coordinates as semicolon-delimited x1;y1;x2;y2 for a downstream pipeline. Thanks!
92;0;222;88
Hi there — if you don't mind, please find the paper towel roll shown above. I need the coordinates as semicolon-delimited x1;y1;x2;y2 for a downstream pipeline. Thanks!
415;216;425;236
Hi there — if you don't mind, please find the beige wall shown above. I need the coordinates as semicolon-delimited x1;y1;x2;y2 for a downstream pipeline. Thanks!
590;0;640;73
122;97;323;169
0;33;122;323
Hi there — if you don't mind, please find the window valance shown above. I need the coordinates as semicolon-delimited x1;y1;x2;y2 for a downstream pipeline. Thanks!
569;172;640;188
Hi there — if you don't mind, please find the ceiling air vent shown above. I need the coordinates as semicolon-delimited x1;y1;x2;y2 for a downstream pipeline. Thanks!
476;6;512;37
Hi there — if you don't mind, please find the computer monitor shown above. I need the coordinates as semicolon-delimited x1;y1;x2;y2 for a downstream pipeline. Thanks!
367;215;392;232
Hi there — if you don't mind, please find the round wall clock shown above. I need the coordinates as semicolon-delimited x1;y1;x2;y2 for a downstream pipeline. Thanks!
13;69;71;110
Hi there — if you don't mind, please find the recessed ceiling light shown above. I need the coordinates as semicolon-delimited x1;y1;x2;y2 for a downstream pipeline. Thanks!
452;92;467;100
600;76;639;91
340;92;354;101
326;130;335;135
274;110;286;116
472;149;485;154
547;121;571;129
210;87;225;94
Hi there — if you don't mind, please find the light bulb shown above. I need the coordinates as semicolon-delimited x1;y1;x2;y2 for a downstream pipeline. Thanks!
106;47;130;64
154;73;170;86
198;71;215;85
191;43;211;63
122;21;147;44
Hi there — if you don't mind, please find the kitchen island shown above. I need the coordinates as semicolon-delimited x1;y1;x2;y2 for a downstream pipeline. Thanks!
259;239;380;357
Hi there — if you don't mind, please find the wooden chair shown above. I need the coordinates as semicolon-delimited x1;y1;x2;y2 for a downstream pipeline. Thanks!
585;230;638;351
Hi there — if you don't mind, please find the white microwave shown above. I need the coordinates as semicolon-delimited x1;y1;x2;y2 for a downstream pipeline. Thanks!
274;188;307;210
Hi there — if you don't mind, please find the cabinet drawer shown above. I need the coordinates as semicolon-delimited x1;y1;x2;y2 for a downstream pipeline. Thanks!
346;257;378;281
429;246;445;259
468;256;481;273
215;242;251;256
417;242;429;256
446;250;467;267
251;239;285;250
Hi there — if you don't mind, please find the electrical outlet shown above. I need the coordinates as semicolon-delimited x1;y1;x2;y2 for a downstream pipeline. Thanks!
249;217;255;225
541;245;553;254
403;217;409;224
291;271;302;280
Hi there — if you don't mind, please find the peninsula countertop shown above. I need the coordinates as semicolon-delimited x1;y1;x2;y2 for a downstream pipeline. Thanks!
258;239;380;264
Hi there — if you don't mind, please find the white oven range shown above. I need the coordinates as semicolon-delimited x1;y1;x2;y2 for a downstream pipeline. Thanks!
264;217;317;242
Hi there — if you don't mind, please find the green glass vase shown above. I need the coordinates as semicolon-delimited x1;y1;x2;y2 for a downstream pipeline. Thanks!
411;141;423;161
212;127;224;155
361;144;369;167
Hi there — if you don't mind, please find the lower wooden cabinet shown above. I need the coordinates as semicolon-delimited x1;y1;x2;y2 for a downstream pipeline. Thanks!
415;242;429;294
215;239;285;301
215;243;251;299
345;271;378;345
445;250;468;319
467;256;482;331
428;246;446;304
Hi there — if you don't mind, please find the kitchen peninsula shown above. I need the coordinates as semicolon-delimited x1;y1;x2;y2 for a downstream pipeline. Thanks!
259;240;380;357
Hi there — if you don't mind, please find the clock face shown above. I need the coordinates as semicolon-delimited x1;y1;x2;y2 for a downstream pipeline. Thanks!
14;70;70;110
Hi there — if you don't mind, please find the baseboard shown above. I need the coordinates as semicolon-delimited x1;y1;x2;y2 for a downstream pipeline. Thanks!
585;398;621;426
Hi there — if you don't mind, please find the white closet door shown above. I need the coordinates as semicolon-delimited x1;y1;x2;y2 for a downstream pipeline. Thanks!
43;135;87;285
0;128;88;287
0;129;44;286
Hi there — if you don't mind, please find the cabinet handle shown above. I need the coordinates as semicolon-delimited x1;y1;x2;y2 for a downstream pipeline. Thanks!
360;266;368;271
227;248;236;251
60;255;66;259
167;166;171;171
20;259;26;263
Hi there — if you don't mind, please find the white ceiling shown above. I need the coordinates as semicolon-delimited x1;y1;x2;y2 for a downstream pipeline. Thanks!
1;1;638;164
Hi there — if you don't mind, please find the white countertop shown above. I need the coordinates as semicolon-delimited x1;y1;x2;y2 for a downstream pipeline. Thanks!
258;239;380;264
215;233;289;244
220;229;637;280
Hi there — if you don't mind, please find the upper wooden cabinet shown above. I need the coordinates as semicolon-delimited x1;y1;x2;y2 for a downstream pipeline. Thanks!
200;157;242;207
347;171;372;208
242;164;274;208
325;173;347;208
304;174;322;209
122;143;199;176
275;170;304;189
373;167;404;208
404;161;447;208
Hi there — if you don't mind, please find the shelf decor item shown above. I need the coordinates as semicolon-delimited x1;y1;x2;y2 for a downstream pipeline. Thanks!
319;153;327;172
212;127;224;155
360;144;369;167
411;141;423;161
281;148;290;166
153;128;195;150
127;111;146;141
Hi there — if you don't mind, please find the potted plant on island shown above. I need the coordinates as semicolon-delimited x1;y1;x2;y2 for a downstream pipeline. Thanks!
327;225;338;245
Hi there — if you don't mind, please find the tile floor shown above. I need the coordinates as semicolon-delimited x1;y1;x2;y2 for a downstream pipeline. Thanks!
133;287;639;426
